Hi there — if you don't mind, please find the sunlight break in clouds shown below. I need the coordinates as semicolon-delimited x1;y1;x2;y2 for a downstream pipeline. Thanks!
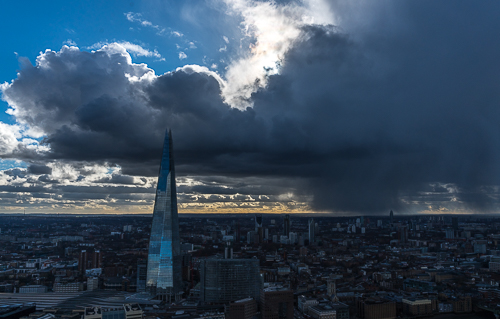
221;0;335;109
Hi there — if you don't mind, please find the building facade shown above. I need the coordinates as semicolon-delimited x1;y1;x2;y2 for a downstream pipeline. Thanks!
260;288;294;319
146;130;182;301
225;298;258;319
200;259;261;304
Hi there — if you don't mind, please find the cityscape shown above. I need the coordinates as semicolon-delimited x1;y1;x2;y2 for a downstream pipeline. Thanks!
2;131;500;319
1;1;500;319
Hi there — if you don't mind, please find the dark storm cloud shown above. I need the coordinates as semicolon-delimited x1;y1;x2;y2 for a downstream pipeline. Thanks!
2;2;500;214
28;164;52;175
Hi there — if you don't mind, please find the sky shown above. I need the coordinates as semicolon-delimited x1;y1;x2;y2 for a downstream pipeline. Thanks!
1;0;500;215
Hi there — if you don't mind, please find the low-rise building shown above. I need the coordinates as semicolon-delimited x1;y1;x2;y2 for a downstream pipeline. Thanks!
53;282;83;293
402;298;432;317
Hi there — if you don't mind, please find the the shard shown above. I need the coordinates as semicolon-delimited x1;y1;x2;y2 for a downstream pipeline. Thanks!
146;130;182;302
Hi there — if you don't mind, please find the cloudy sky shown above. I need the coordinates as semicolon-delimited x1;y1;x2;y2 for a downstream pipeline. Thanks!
1;0;500;215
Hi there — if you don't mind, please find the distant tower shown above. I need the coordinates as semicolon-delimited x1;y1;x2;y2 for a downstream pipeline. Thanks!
308;218;315;244
452;217;459;231
400;226;408;244
255;214;263;231
255;214;263;243
283;214;290;237
328;275;339;302
146;130;182;302
390;210;394;224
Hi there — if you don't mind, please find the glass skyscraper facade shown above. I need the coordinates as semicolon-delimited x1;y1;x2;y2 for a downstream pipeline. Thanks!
146;130;182;301
200;259;261;304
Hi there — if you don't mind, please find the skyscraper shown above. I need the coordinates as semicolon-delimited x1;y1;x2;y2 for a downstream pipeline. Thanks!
255;214;263;243
308;218;315;244
146;130;182;302
390;210;394;224
283;214;290;237
452;217;459;231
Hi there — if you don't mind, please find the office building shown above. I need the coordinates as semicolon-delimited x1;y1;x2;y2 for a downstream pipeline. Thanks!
53;282;83;293
79;249;102;275
445;228;455;239
18;285;47;293
87;277;99;291
298;295;319;315
452;217;459;231
357;297;396;319
225;298;258;319
146;130;182;302
200;259;261;304
255;214;263;231
283;214;290;237
309;218;315;244
84;304;143;319
260;288;294;319
399;226;408;244
389;210;393;224
136;259;147;293
402;299;432;317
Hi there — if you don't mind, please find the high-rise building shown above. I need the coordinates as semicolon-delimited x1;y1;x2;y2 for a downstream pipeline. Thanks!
445;228;455;239
452;217;459;231
146;130;182;302
283;214;290;237
308;218;315;244
255;214;263;243
255;214;263;231
400;226;408;244
200;259;261;304
79;249;102;275
390;210;394;224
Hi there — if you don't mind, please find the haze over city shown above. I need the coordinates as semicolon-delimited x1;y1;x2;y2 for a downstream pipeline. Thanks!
1;0;500;216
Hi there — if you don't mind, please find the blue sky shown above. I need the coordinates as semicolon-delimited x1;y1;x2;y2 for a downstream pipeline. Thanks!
0;0;233;123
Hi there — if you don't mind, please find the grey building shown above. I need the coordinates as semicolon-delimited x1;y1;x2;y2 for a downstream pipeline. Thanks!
200;259;261;304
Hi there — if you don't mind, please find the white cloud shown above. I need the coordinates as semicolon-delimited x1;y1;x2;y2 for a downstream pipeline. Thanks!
124;12;167;35
0;123;21;155
89;41;162;59
223;36;229;43
179;52;188;60
220;0;335;109
171;31;183;37
63;39;77;46
125;12;155;29
117;41;162;59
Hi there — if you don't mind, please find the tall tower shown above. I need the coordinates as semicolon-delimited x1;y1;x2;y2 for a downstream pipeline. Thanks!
390;210;394;224
308;218;315;244
255;214;263;243
283;214;290;237
146;130;182;302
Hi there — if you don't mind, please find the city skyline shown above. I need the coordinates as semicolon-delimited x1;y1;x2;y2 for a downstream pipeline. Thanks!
1;1;500;216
